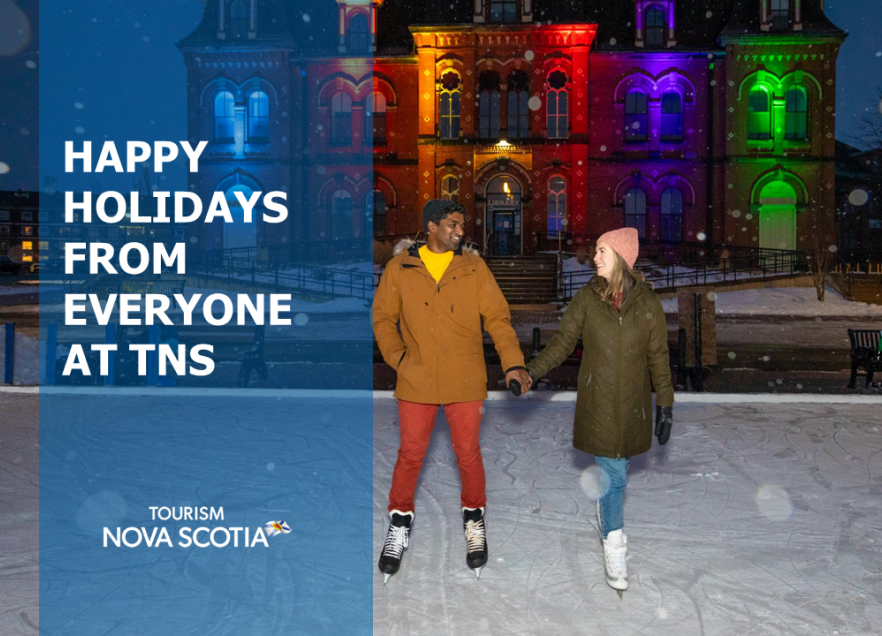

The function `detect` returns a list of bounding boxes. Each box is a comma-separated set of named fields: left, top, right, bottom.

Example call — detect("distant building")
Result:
left=178, top=0, right=845, bottom=257
left=0, top=190, right=38, bottom=269
left=835, top=142, right=882, bottom=255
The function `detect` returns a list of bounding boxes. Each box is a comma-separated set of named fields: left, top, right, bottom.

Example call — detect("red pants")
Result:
left=388, top=400, right=486, bottom=513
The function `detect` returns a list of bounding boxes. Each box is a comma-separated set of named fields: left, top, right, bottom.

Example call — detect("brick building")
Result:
left=177, top=0, right=845, bottom=257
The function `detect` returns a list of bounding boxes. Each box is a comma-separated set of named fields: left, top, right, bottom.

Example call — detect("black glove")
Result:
left=508, top=380, right=522, bottom=396
left=655, top=406, right=673, bottom=446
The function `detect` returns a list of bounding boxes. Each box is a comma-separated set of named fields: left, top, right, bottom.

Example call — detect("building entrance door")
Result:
left=486, top=175, right=521, bottom=256
left=758, top=181, right=797, bottom=251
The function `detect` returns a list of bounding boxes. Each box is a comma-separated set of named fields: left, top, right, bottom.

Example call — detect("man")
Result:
left=373, top=199, right=532, bottom=582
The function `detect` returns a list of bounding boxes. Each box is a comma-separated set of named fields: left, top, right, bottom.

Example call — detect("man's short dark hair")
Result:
left=422, top=199, right=465, bottom=233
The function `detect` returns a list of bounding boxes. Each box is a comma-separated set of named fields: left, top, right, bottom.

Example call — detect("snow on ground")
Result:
left=373, top=397, right=882, bottom=635
left=661, top=286, right=882, bottom=317
left=0, top=332, right=40, bottom=385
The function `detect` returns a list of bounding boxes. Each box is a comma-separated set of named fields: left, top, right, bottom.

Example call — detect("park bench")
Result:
left=847, top=328, right=882, bottom=389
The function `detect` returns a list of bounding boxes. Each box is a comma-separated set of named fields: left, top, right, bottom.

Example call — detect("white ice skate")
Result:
left=602, top=529, right=629, bottom=598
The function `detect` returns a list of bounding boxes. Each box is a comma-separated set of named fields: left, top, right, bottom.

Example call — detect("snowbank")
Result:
left=661, top=286, right=882, bottom=317
left=0, top=332, right=40, bottom=385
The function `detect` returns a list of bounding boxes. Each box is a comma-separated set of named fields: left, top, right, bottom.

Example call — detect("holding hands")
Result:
left=506, top=369, right=533, bottom=396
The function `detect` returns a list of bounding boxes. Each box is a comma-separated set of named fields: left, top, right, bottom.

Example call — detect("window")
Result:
left=547, top=176, right=567, bottom=236
left=366, top=92, right=387, bottom=145
left=22, top=241, right=32, bottom=250
left=748, top=85, right=771, bottom=140
left=785, top=86, right=808, bottom=141
left=490, top=0, right=517, bottom=23
left=331, top=92, right=353, bottom=145
left=645, top=7, right=666, bottom=48
left=229, top=0, right=248, bottom=39
left=507, top=71, right=530, bottom=140
left=39, top=211, right=48, bottom=222
left=0, top=227, right=8, bottom=236
left=21, top=211, right=32, bottom=221
left=661, top=188, right=683, bottom=242
left=479, top=72, right=501, bottom=140
left=39, top=241, right=49, bottom=251
left=441, top=175, right=460, bottom=202
left=624, top=188, right=647, bottom=238
left=247, top=90, right=269, bottom=142
left=0, top=211, right=8, bottom=221
left=88, top=226, right=101, bottom=238
left=330, top=190, right=352, bottom=240
left=367, top=189, right=386, bottom=237
left=770, top=0, right=790, bottom=31
left=348, top=13, right=369, bottom=53
left=439, top=72, right=461, bottom=140
left=625, top=90, right=648, bottom=141
left=661, top=90, right=683, bottom=141
left=214, top=91, right=235, bottom=142
left=546, top=70, right=569, bottom=139
left=21, top=226, right=33, bottom=236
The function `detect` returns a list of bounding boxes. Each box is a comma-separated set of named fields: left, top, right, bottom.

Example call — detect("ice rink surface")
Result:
left=373, top=398, right=882, bottom=636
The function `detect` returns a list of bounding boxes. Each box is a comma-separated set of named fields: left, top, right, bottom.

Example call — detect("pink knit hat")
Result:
left=596, top=227, right=639, bottom=269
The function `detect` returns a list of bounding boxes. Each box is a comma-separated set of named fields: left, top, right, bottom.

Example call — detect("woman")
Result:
left=526, top=227, right=674, bottom=597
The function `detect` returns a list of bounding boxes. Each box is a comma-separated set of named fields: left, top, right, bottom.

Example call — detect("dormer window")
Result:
left=474, top=0, right=531, bottom=24
left=491, top=0, right=518, bottom=22
left=770, top=0, right=790, bottom=31
left=635, top=2, right=675, bottom=48
left=348, top=13, right=369, bottom=53
left=228, top=0, right=248, bottom=39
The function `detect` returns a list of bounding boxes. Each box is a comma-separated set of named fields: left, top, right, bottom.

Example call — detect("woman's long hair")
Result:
left=596, top=249, right=645, bottom=304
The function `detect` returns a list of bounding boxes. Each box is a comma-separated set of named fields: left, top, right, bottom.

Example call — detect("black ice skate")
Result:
left=463, top=507, right=488, bottom=578
left=378, top=510, right=413, bottom=584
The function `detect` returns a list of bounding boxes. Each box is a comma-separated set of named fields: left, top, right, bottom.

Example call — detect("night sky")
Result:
left=0, top=0, right=880, bottom=193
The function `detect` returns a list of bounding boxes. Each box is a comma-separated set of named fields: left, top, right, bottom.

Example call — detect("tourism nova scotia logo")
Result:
left=102, top=506, right=291, bottom=548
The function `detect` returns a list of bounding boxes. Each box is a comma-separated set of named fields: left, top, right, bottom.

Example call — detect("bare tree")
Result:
left=854, top=87, right=882, bottom=151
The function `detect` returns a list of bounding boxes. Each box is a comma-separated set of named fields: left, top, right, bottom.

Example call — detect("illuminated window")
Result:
left=624, top=188, right=647, bottom=238
left=22, top=241, right=32, bottom=250
left=439, top=72, right=461, bottom=140
left=331, top=92, right=353, bottom=145
left=547, top=176, right=567, bottom=236
left=748, top=85, right=771, bottom=140
left=546, top=70, right=569, bottom=139
left=214, top=91, right=235, bottom=142
left=366, top=92, right=387, bottom=145
left=645, top=7, right=665, bottom=48
left=661, top=90, right=683, bottom=141
left=21, top=226, right=32, bottom=236
left=785, top=86, right=808, bottom=140
left=661, top=188, right=683, bottom=242
left=441, top=175, right=460, bottom=202
left=625, top=90, right=648, bottom=141
left=39, top=241, right=49, bottom=250
left=247, top=90, right=269, bottom=141
left=22, top=255, right=32, bottom=262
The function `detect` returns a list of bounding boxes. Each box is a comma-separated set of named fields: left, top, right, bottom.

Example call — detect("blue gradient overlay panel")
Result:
left=39, top=1, right=373, bottom=633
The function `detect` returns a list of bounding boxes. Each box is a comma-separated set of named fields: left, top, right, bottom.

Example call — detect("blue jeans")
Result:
left=595, top=456, right=629, bottom=539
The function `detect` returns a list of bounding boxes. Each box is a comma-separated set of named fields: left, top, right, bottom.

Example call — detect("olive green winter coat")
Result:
left=527, top=277, right=674, bottom=459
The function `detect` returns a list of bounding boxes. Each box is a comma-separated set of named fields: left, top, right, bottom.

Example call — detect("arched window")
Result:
left=546, top=70, right=569, bottom=139
left=625, top=90, right=648, bottom=142
left=441, top=175, right=460, bottom=202
left=507, top=71, right=530, bottom=140
left=661, top=90, right=683, bottom=141
left=661, top=188, right=683, bottom=243
left=229, top=0, right=248, bottom=39
left=771, top=0, right=790, bottom=31
left=331, top=92, right=352, bottom=145
left=214, top=91, right=235, bottom=142
left=479, top=72, right=501, bottom=140
left=348, top=13, right=369, bottom=53
left=624, top=188, right=647, bottom=238
left=490, top=0, right=518, bottom=23
left=439, top=72, right=461, bottom=140
left=547, top=176, right=567, bottom=236
left=785, top=85, right=808, bottom=141
left=330, top=189, right=352, bottom=240
left=367, top=189, right=386, bottom=237
left=645, top=7, right=665, bottom=48
left=247, top=90, right=269, bottom=142
left=366, top=92, right=387, bottom=145
left=748, top=85, right=771, bottom=140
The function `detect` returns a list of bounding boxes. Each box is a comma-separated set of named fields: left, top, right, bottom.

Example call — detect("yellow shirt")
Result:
left=419, top=244, right=454, bottom=283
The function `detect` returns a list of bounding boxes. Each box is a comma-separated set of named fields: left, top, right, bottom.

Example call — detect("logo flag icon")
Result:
left=264, top=520, right=292, bottom=538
